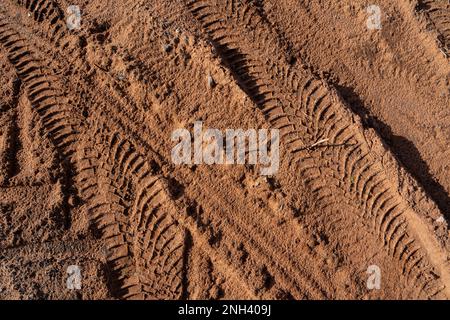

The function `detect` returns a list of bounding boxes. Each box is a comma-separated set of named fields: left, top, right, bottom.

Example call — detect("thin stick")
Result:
left=308, top=138, right=329, bottom=148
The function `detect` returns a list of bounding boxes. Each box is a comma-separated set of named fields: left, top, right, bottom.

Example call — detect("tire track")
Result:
left=77, top=121, right=187, bottom=299
left=185, top=0, right=450, bottom=298
left=0, top=15, right=81, bottom=163
left=1, top=7, right=185, bottom=299
left=82, top=81, right=331, bottom=299
left=0, top=4, right=268, bottom=298
left=95, top=29, right=338, bottom=298
left=72, top=20, right=335, bottom=298
left=2, top=0, right=449, bottom=299
left=86, top=3, right=444, bottom=298
left=416, top=0, right=450, bottom=57
left=77, top=113, right=279, bottom=299
left=15, top=0, right=68, bottom=45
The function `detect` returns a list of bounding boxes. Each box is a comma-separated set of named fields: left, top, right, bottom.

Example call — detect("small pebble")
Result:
left=163, top=44, right=172, bottom=53
left=436, top=216, right=445, bottom=224
left=68, top=196, right=76, bottom=207
left=207, top=74, right=216, bottom=88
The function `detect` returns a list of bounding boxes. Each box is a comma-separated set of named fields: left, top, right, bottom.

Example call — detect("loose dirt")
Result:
left=0, top=0, right=449, bottom=299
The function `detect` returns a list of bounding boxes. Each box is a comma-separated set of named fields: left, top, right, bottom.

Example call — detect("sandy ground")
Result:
left=0, top=0, right=449, bottom=300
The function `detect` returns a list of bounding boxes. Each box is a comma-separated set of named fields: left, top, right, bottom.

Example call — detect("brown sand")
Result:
left=0, top=0, right=449, bottom=300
